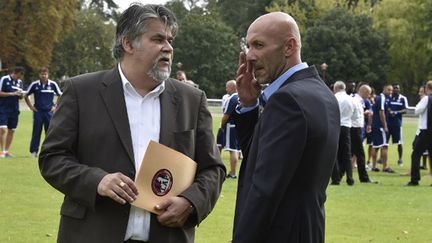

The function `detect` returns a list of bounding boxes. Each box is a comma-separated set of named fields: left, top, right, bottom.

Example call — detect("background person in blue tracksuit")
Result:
left=24, top=67, right=62, bottom=157
left=387, top=84, right=408, bottom=166
left=0, top=66, right=25, bottom=158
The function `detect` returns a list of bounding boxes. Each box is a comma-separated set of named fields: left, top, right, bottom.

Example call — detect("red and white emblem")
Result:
left=151, top=169, right=173, bottom=196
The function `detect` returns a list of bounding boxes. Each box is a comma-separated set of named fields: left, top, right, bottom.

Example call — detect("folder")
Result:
left=131, top=140, right=197, bottom=214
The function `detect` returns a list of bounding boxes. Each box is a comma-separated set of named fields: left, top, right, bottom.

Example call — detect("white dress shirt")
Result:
left=335, top=91, right=355, bottom=127
left=415, top=95, right=429, bottom=130
left=119, top=64, right=165, bottom=241
left=221, top=93, right=230, bottom=111
left=351, top=93, right=365, bottom=128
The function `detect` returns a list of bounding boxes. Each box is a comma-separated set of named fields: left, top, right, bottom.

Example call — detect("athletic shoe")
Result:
left=383, top=167, right=395, bottom=173
left=366, top=162, right=372, bottom=171
left=226, top=174, right=237, bottom=179
left=398, top=159, right=404, bottom=167
left=4, top=152, right=16, bottom=158
left=360, top=179, right=379, bottom=184
left=30, top=152, right=38, bottom=158
left=372, top=168, right=380, bottom=172
left=406, top=181, right=419, bottom=186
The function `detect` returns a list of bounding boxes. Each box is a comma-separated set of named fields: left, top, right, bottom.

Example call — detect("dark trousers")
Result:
left=351, top=127, right=370, bottom=182
left=332, top=126, right=354, bottom=184
left=30, top=111, right=52, bottom=153
left=410, top=129, right=432, bottom=182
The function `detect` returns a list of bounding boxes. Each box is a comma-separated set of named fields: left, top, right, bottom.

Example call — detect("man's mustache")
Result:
left=156, top=54, right=172, bottom=63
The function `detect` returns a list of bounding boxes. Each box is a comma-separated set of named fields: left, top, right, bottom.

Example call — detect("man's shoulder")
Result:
left=70, top=69, right=112, bottom=83
left=0, top=75, right=11, bottom=84
left=229, top=93, right=239, bottom=100
left=375, top=94, right=383, bottom=102
left=352, top=95, right=363, bottom=104
left=27, top=80, right=39, bottom=89
left=0, top=75, right=10, bottom=81
left=67, top=69, right=117, bottom=92
left=166, top=78, right=203, bottom=97
left=48, top=79, right=60, bottom=85
left=276, top=74, right=336, bottom=107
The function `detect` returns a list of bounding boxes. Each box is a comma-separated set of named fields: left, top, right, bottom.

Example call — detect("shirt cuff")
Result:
left=235, top=100, right=259, bottom=114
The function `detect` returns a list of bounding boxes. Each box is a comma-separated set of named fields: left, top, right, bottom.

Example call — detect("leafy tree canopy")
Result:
left=373, top=0, right=432, bottom=97
left=173, top=12, right=239, bottom=97
left=303, top=8, right=389, bottom=89
left=0, top=0, right=77, bottom=81
left=50, top=8, right=115, bottom=82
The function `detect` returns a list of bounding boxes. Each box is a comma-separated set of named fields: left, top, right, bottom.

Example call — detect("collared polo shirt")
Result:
left=224, top=93, right=239, bottom=124
left=388, top=94, right=408, bottom=127
left=363, top=99, right=372, bottom=127
left=0, top=75, right=24, bottom=113
left=372, top=93, right=390, bottom=128
left=26, top=80, right=62, bottom=111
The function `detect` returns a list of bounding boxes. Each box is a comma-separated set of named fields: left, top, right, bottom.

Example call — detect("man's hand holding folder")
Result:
left=131, top=140, right=197, bottom=227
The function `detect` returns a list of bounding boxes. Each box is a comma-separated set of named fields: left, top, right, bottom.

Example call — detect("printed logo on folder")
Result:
left=151, top=169, right=173, bottom=196
left=131, top=140, right=197, bottom=214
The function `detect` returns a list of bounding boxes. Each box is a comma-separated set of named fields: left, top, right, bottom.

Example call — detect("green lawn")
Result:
left=1, top=111, right=431, bottom=242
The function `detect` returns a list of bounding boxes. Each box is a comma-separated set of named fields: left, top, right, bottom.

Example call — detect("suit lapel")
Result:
left=159, top=79, right=178, bottom=147
left=99, top=67, right=135, bottom=165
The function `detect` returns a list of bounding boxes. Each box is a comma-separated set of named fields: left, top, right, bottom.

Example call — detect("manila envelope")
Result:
left=131, top=140, right=197, bottom=214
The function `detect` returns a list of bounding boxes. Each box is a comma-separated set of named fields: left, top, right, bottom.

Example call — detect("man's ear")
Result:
left=284, top=37, right=297, bottom=58
left=122, top=37, right=134, bottom=54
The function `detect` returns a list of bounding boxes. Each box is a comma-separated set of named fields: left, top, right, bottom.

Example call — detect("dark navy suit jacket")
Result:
left=232, top=66, right=340, bottom=243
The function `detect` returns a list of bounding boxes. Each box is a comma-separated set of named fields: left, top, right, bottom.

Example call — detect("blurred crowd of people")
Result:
left=329, top=80, right=432, bottom=186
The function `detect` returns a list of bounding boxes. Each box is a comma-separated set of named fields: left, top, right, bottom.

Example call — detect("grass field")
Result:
left=1, top=110, right=432, bottom=242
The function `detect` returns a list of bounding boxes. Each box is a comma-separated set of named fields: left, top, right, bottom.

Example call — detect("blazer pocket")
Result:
left=60, top=198, right=87, bottom=219
left=173, top=129, right=195, bottom=158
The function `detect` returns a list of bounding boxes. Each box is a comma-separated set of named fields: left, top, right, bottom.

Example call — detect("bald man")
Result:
left=231, top=12, right=340, bottom=242
left=221, top=80, right=240, bottom=178
left=351, top=84, right=376, bottom=183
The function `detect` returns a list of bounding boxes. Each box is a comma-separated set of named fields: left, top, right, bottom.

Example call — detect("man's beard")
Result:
left=147, top=56, right=171, bottom=83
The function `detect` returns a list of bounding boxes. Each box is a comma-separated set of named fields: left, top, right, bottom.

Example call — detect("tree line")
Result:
left=0, top=0, right=431, bottom=100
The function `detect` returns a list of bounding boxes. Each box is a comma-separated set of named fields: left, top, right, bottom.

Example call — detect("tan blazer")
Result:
left=39, top=66, right=225, bottom=243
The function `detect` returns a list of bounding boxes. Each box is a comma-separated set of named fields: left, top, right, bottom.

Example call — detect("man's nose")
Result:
left=246, top=49, right=256, bottom=62
left=162, top=40, right=173, bottom=53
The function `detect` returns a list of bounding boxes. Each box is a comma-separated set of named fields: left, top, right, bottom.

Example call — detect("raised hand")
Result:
left=236, top=52, right=261, bottom=107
